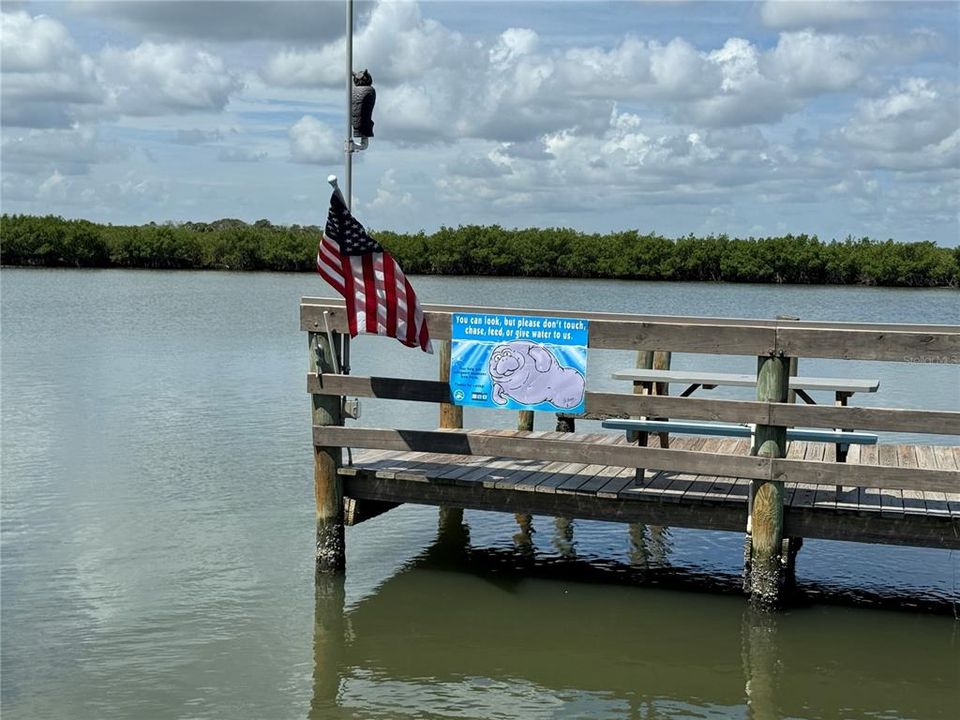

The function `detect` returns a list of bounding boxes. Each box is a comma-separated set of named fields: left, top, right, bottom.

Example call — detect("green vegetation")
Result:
left=2, top=214, right=957, bottom=287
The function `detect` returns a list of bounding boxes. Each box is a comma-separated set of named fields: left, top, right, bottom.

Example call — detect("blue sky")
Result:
left=2, top=1, right=958, bottom=245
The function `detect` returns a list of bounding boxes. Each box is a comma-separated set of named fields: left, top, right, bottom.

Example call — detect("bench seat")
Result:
left=601, top=419, right=878, bottom=445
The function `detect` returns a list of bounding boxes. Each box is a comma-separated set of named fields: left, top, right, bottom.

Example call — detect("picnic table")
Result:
left=611, top=369, right=879, bottom=406
left=611, top=368, right=881, bottom=464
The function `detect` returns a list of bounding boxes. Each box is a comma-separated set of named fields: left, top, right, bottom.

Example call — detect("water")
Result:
left=2, top=268, right=958, bottom=719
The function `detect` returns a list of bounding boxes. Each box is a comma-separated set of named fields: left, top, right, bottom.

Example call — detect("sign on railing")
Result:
left=449, top=312, right=589, bottom=413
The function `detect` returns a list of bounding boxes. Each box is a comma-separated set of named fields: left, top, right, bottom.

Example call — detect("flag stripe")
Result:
left=361, top=253, right=378, bottom=334
left=382, top=256, right=398, bottom=338
left=341, top=254, right=359, bottom=337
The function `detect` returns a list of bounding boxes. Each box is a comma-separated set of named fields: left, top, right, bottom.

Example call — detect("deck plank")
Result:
left=856, top=444, right=883, bottom=514
left=898, top=445, right=927, bottom=514
left=932, top=446, right=960, bottom=518
left=791, top=442, right=824, bottom=510
left=878, top=444, right=905, bottom=517
left=915, top=445, right=951, bottom=517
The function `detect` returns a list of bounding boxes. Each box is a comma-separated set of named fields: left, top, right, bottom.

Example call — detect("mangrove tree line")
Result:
left=1, top=213, right=957, bottom=287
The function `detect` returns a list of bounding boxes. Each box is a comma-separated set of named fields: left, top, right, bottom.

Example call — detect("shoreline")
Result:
left=2, top=214, right=958, bottom=288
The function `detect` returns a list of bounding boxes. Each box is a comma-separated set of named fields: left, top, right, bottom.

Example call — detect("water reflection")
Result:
left=628, top=524, right=673, bottom=569
left=312, top=513, right=959, bottom=719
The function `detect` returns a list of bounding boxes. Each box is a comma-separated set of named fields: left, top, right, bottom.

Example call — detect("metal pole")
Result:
left=344, top=0, right=353, bottom=210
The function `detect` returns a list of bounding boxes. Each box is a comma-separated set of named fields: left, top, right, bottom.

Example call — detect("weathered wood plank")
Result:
left=343, top=496, right=400, bottom=526
left=314, top=425, right=773, bottom=480
left=307, top=374, right=960, bottom=436
left=783, top=511, right=960, bottom=549
left=303, top=299, right=959, bottom=362
left=339, top=470, right=959, bottom=549
left=913, top=446, right=949, bottom=516
left=897, top=445, right=928, bottom=514
left=772, top=454, right=958, bottom=494
left=932, top=446, right=960, bottom=518
left=790, top=442, right=823, bottom=510
left=327, top=426, right=960, bottom=493
left=877, top=445, right=904, bottom=517
left=777, top=326, right=960, bottom=363
left=596, top=467, right=643, bottom=498
left=303, top=298, right=960, bottom=334
left=853, top=444, right=882, bottom=514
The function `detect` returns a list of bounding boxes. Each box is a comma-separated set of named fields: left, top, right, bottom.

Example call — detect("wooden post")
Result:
left=310, top=331, right=345, bottom=574
left=776, top=316, right=800, bottom=406
left=652, top=350, right=672, bottom=448
left=518, top=410, right=534, bottom=432
left=438, top=339, right=463, bottom=430
left=437, top=339, right=464, bottom=527
left=747, top=353, right=789, bottom=606
left=632, top=350, right=654, bottom=481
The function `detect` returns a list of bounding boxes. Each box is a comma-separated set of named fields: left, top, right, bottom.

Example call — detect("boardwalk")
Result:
left=340, top=435, right=959, bottom=549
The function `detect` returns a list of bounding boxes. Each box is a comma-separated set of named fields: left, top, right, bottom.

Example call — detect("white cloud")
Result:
left=764, top=30, right=878, bottom=94
left=288, top=116, right=339, bottom=164
left=367, top=168, right=416, bottom=211
left=1, top=10, right=103, bottom=127
left=262, top=0, right=472, bottom=88
left=760, top=1, right=880, bottom=30
left=839, top=78, right=960, bottom=170
left=260, top=2, right=935, bottom=143
left=2, top=125, right=127, bottom=176
left=99, top=42, right=242, bottom=115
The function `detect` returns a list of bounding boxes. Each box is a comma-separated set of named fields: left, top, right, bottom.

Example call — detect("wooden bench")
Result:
left=601, top=418, right=878, bottom=446
left=601, top=417, right=880, bottom=504
left=612, top=368, right=881, bottom=462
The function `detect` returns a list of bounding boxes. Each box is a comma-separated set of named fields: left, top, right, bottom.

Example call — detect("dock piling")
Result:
left=310, top=331, right=345, bottom=574
left=747, top=353, right=790, bottom=606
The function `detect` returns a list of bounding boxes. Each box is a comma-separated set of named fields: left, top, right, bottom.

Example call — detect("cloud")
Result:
left=71, top=1, right=345, bottom=43
left=759, top=1, right=880, bottom=30
left=367, top=168, right=416, bottom=211
left=2, top=11, right=245, bottom=126
left=1, top=10, right=103, bottom=127
left=288, top=116, right=339, bottom=164
left=438, top=111, right=803, bottom=213
left=1, top=125, right=127, bottom=176
left=263, top=1, right=475, bottom=88
left=838, top=78, right=960, bottom=171
left=262, top=2, right=925, bottom=143
left=99, top=42, right=243, bottom=115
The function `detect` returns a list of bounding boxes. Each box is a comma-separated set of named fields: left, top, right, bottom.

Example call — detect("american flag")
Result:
left=316, top=190, right=432, bottom=353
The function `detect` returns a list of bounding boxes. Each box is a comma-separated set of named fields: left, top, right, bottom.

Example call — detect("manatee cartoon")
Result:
left=488, top=341, right=585, bottom=409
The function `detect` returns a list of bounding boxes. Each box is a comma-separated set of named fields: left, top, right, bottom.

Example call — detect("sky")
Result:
left=1, top=0, right=958, bottom=245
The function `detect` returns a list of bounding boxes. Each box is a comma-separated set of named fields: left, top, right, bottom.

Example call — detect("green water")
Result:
left=2, top=268, right=958, bottom=719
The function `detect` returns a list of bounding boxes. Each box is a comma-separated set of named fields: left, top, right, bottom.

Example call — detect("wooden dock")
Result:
left=302, top=298, right=960, bottom=606
left=339, top=436, right=958, bottom=550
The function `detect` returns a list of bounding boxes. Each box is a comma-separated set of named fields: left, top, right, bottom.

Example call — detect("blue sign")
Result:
left=450, top=313, right=589, bottom=413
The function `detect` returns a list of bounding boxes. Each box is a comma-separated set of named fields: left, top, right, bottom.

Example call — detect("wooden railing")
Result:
left=302, top=297, right=960, bottom=602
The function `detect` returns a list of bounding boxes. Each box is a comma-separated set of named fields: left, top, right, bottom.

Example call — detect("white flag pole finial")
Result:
left=327, top=174, right=346, bottom=205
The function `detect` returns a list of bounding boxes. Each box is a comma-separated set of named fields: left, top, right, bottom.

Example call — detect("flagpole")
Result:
left=344, top=0, right=354, bottom=211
